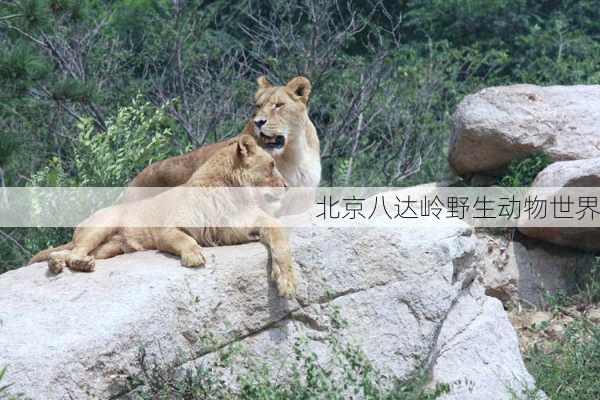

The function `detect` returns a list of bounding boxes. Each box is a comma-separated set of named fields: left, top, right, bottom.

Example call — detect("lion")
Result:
left=124, top=76, right=321, bottom=204
left=29, top=135, right=296, bottom=298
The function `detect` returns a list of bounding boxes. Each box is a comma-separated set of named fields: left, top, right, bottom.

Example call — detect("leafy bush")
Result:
left=0, top=97, right=185, bottom=273
left=496, top=153, right=552, bottom=187
left=29, top=95, right=183, bottom=187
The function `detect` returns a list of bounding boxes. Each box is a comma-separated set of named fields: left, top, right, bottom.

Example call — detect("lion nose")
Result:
left=254, top=117, right=267, bottom=128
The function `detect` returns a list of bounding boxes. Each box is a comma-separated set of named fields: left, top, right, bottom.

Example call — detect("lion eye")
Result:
left=275, top=102, right=284, bottom=108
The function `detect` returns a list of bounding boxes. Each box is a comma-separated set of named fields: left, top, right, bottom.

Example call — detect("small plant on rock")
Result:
left=496, top=153, right=552, bottom=187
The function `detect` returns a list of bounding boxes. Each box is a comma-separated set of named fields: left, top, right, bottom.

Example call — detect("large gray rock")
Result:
left=476, top=233, right=593, bottom=307
left=518, top=158, right=600, bottom=250
left=526, top=157, right=600, bottom=188
left=0, top=226, right=539, bottom=399
left=449, top=84, right=600, bottom=176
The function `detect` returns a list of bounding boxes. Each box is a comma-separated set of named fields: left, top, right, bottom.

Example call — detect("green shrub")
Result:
left=496, top=153, right=552, bottom=187
left=29, top=95, right=183, bottom=187
left=0, top=97, right=185, bottom=273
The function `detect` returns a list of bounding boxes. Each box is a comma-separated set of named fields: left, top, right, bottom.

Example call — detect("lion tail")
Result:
left=28, top=242, right=74, bottom=265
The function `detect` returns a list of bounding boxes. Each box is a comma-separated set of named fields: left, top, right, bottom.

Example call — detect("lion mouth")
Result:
left=260, top=133, right=286, bottom=149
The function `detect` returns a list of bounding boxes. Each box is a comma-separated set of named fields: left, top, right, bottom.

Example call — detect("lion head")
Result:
left=234, top=135, right=288, bottom=209
left=251, top=76, right=312, bottom=157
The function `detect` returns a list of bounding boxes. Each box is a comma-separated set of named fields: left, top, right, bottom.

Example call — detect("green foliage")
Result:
left=0, top=44, right=50, bottom=98
left=49, top=79, right=97, bottom=103
left=1, top=0, right=599, bottom=188
left=526, top=320, right=600, bottom=400
left=73, top=96, right=180, bottom=186
left=0, top=134, right=18, bottom=167
left=496, top=153, right=552, bottom=187
left=29, top=95, right=182, bottom=187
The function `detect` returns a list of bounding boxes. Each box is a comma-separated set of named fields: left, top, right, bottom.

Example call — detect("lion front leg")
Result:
left=157, top=228, right=206, bottom=268
left=253, top=212, right=296, bottom=298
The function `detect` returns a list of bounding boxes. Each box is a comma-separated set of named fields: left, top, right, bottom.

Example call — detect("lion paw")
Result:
left=68, top=255, right=95, bottom=272
left=181, top=251, right=206, bottom=268
left=276, top=274, right=296, bottom=299
left=48, top=251, right=68, bottom=274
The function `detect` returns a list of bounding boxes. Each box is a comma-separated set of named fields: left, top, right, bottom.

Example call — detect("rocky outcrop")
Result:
left=526, top=157, right=600, bottom=188
left=449, top=84, right=600, bottom=176
left=518, top=158, right=600, bottom=250
left=476, top=233, right=593, bottom=307
left=0, top=225, right=539, bottom=399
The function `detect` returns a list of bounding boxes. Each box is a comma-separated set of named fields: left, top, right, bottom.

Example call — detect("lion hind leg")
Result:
left=46, top=227, right=117, bottom=274
left=91, top=239, right=124, bottom=260
left=47, top=250, right=95, bottom=273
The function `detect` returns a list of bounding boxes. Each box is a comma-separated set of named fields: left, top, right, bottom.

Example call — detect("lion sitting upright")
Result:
left=30, top=135, right=296, bottom=298
left=124, top=76, right=321, bottom=209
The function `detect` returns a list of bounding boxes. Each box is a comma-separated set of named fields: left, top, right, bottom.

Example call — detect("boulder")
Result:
left=518, top=158, right=600, bottom=250
left=475, top=233, right=593, bottom=307
left=0, top=225, right=540, bottom=399
left=449, top=84, right=600, bottom=176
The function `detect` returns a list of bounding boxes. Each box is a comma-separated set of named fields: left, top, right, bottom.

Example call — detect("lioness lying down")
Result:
left=30, top=135, right=296, bottom=298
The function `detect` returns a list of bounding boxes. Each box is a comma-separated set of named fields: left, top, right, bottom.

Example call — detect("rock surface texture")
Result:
left=0, top=226, right=539, bottom=399
left=518, top=158, right=600, bottom=250
left=449, top=84, right=600, bottom=176
left=476, top=233, right=593, bottom=307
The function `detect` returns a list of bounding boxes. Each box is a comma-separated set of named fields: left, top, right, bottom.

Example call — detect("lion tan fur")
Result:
left=30, top=135, right=296, bottom=298
left=124, top=76, right=320, bottom=203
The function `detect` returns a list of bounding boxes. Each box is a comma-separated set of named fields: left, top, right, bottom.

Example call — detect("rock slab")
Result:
left=0, top=225, right=539, bottom=399
left=449, top=84, right=600, bottom=176
left=477, top=233, right=593, bottom=306
left=518, top=158, right=600, bottom=250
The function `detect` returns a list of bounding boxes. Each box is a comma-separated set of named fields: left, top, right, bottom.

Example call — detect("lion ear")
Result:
left=286, top=76, right=311, bottom=103
left=257, top=76, right=273, bottom=89
left=237, top=135, right=257, bottom=159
